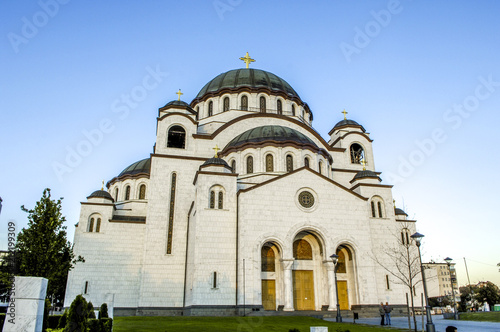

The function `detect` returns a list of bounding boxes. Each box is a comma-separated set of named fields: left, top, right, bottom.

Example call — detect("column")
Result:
left=324, top=260, right=337, bottom=311
left=281, top=258, right=294, bottom=311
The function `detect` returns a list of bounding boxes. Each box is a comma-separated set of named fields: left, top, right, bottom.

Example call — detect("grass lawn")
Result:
left=114, top=316, right=404, bottom=332
left=458, top=311, right=500, bottom=322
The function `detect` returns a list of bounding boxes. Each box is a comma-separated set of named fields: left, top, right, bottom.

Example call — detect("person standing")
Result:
left=384, top=302, right=393, bottom=325
left=379, top=302, right=385, bottom=325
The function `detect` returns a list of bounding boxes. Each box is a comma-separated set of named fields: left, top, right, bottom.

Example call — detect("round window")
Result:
left=298, top=191, right=315, bottom=208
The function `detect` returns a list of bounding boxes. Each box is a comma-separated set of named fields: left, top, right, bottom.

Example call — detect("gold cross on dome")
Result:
left=239, top=52, right=255, bottom=68
left=342, top=109, right=348, bottom=120
left=213, top=145, right=220, bottom=158
left=361, top=159, right=367, bottom=170
left=176, top=89, right=183, bottom=101
left=101, top=180, right=104, bottom=190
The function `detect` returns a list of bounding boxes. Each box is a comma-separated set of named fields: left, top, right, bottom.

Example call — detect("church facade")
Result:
left=64, top=58, right=418, bottom=316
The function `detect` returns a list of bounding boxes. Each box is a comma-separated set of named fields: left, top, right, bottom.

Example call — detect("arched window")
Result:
left=293, top=239, right=312, bottom=260
left=261, top=245, right=276, bottom=272
left=139, top=184, right=146, bottom=199
left=401, top=228, right=410, bottom=246
left=318, top=161, right=323, bottom=175
left=350, top=143, right=364, bottom=164
left=208, top=101, right=213, bottom=116
left=223, top=97, right=229, bottom=112
left=277, top=100, right=282, bottom=115
left=292, top=105, right=296, bottom=116
left=304, top=157, right=310, bottom=168
left=218, top=191, right=223, bottom=209
left=125, top=186, right=131, bottom=200
left=241, top=95, right=248, bottom=111
left=336, top=249, right=346, bottom=273
left=114, top=188, right=119, bottom=202
left=247, top=156, right=253, bottom=174
left=95, top=218, right=101, bottom=233
left=286, top=155, right=293, bottom=173
left=167, top=125, right=186, bottom=149
left=266, top=154, right=274, bottom=172
left=196, top=106, right=199, bottom=121
left=210, top=191, right=215, bottom=209
left=378, top=202, right=383, bottom=218
left=371, top=201, right=376, bottom=217
left=260, top=96, right=266, bottom=113
left=88, top=218, right=94, bottom=232
left=231, top=160, right=236, bottom=173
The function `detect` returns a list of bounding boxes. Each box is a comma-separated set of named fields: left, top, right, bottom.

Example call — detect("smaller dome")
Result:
left=202, top=157, right=229, bottom=167
left=395, top=208, right=408, bottom=216
left=226, top=125, right=317, bottom=149
left=87, top=190, right=113, bottom=201
left=119, top=158, right=151, bottom=177
left=334, top=119, right=365, bottom=132
left=164, top=100, right=190, bottom=108
left=353, top=170, right=380, bottom=181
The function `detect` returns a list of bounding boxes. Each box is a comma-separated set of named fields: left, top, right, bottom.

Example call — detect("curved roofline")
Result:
left=192, top=113, right=344, bottom=154
left=157, top=112, right=198, bottom=125
left=106, top=173, right=150, bottom=188
left=330, top=131, right=373, bottom=147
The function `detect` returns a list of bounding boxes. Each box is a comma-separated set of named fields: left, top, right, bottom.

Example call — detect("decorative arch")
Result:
left=124, top=185, right=131, bottom=201
left=304, top=156, right=310, bottom=168
left=223, top=96, right=230, bottom=112
left=259, top=96, right=266, bottom=113
left=370, top=196, right=385, bottom=218
left=138, top=183, right=146, bottom=199
left=246, top=155, right=254, bottom=174
left=208, top=100, right=213, bottom=116
left=230, top=159, right=236, bottom=173
left=209, top=184, right=225, bottom=209
left=265, top=153, right=274, bottom=172
left=167, top=125, right=186, bottom=149
left=277, top=99, right=283, bottom=115
left=286, top=154, right=294, bottom=173
left=88, top=214, right=102, bottom=233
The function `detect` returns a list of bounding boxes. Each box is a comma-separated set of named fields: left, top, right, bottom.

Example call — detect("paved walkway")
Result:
left=325, top=315, right=500, bottom=332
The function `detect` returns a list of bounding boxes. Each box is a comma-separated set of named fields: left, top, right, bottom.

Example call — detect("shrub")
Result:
left=43, top=298, right=51, bottom=331
left=98, top=303, right=108, bottom=319
left=88, top=318, right=100, bottom=332
left=87, top=301, right=96, bottom=319
left=48, top=315, right=61, bottom=328
left=99, top=317, right=113, bottom=332
left=58, top=310, right=68, bottom=328
left=64, top=294, right=88, bottom=332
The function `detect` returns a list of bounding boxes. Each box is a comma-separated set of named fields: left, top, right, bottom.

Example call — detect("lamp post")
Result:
left=330, top=254, right=342, bottom=322
left=410, top=232, right=435, bottom=332
left=444, top=257, right=459, bottom=320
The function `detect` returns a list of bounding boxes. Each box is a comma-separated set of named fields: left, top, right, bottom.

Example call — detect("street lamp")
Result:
left=444, top=257, right=459, bottom=320
left=410, top=232, right=435, bottom=332
left=330, top=253, right=342, bottom=322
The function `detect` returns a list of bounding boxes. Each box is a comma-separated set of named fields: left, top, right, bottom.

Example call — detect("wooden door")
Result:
left=261, top=280, right=276, bottom=310
left=337, top=280, right=349, bottom=310
left=293, top=270, right=315, bottom=310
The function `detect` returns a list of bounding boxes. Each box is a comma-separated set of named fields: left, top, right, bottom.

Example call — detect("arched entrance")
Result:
left=292, top=231, right=324, bottom=311
left=335, top=245, right=357, bottom=310
left=260, top=242, right=282, bottom=310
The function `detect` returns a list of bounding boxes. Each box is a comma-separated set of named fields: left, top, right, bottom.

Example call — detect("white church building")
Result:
left=65, top=55, right=419, bottom=316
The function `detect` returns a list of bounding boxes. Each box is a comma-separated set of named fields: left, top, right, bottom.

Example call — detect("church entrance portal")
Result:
left=337, top=280, right=349, bottom=310
left=292, top=270, right=315, bottom=310
left=261, top=280, right=276, bottom=310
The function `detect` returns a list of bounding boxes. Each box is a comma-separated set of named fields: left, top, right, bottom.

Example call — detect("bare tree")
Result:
left=373, top=222, right=422, bottom=332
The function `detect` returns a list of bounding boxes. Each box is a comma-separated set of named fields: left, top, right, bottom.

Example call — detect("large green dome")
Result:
left=194, top=69, right=300, bottom=101
left=118, top=158, right=151, bottom=177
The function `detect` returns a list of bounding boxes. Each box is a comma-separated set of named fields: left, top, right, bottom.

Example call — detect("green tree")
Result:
left=6, top=188, right=84, bottom=303
left=459, top=285, right=478, bottom=311
left=98, top=302, right=108, bottom=319
left=475, top=281, right=500, bottom=309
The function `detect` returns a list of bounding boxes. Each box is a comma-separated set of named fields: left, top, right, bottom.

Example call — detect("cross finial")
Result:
left=176, top=89, right=183, bottom=101
left=342, top=109, right=348, bottom=120
left=213, top=145, right=220, bottom=158
left=101, top=180, right=104, bottom=190
left=361, top=159, right=366, bottom=170
left=393, top=199, right=396, bottom=207
left=239, top=52, right=255, bottom=68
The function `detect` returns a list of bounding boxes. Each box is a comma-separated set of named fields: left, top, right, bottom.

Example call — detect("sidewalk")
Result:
left=325, top=315, right=500, bottom=332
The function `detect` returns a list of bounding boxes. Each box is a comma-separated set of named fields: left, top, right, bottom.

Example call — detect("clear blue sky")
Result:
left=1, top=1, right=499, bottom=287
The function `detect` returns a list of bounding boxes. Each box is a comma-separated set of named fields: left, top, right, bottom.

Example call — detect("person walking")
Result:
left=379, top=302, right=385, bottom=325
left=384, top=302, right=393, bottom=325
